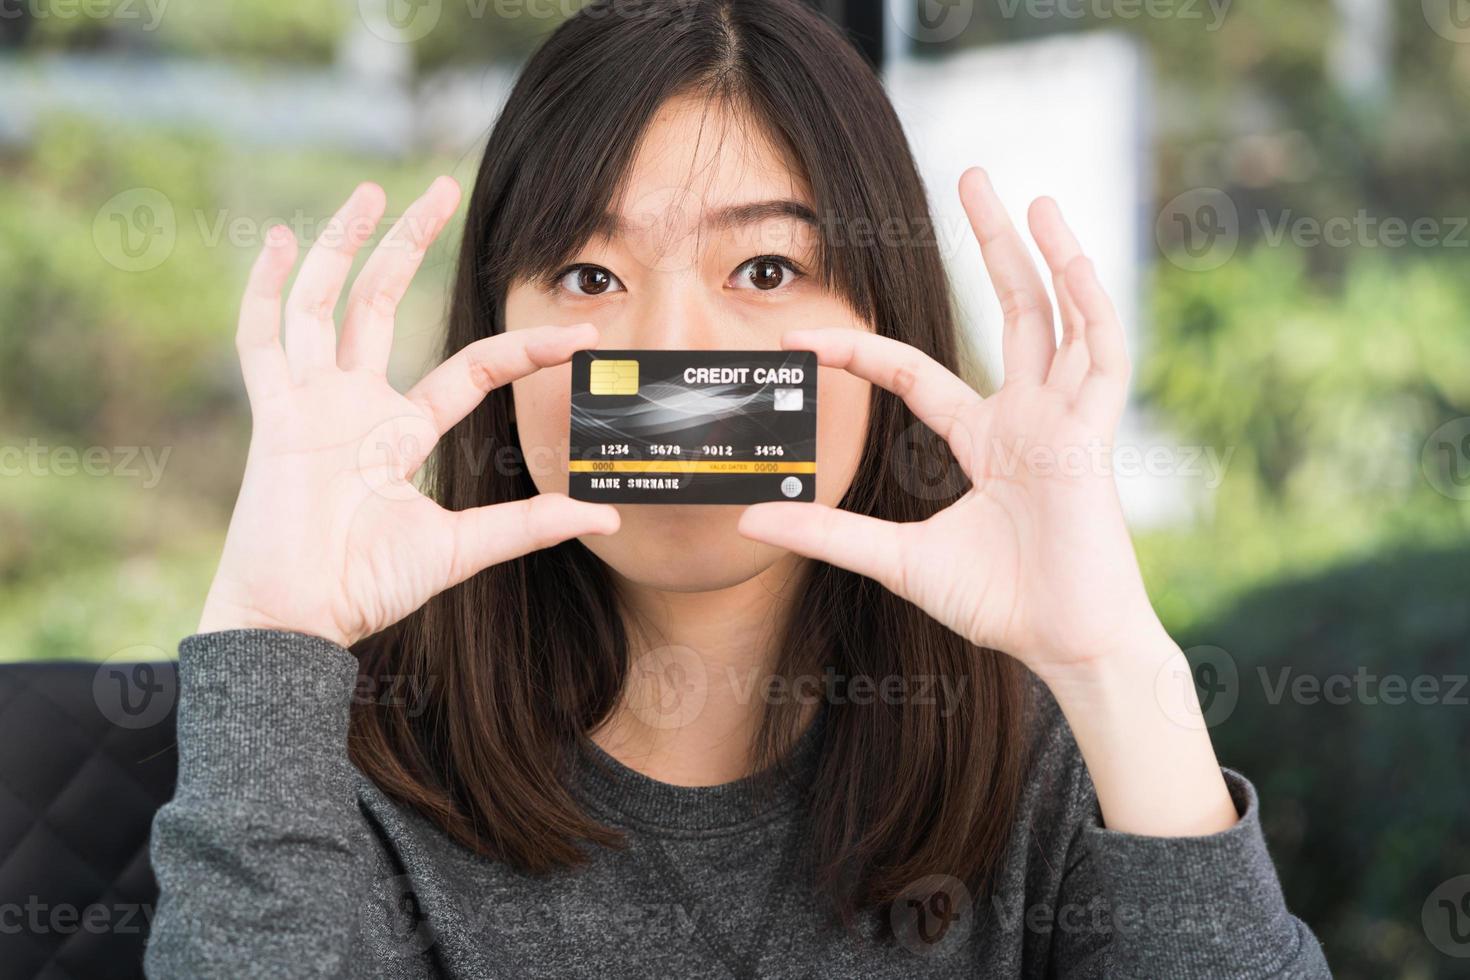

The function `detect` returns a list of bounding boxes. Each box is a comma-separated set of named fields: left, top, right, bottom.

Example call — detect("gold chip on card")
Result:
left=589, top=359, right=639, bottom=395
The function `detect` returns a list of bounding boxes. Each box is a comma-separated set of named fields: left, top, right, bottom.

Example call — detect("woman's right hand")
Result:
left=197, top=178, right=619, bottom=648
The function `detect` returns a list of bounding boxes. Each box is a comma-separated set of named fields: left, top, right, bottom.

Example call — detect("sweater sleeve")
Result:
left=1050, top=763, right=1333, bottom=979
left=144, top=629, right=397, bottom=979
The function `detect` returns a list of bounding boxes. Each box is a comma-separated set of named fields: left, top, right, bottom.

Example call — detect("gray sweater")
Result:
left=145, top=630, right=1333, bottom=978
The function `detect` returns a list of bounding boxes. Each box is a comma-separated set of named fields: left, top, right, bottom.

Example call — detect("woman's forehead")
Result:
left=613, top=93, right=813, bottom=230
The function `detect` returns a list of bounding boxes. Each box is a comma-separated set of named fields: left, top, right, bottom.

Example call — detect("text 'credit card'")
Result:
left=568, top=349, right=817, bottom=504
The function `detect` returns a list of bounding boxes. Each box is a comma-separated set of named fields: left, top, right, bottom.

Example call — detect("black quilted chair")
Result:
left=0, top=661, right=179, bottom=980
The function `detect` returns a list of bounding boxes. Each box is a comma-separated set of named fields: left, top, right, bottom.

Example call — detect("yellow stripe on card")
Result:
left=589, top=359, right=639, bottom=395
left=569, top=460, right=815, bottom=474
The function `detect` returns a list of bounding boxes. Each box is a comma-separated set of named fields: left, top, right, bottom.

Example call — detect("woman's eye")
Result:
left=730, top=256, right=804, bottom=291
left=554, top=264, right=624, bottom=296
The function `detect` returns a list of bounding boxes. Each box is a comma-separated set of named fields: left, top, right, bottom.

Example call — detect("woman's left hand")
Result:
left=738, top=167, right=1162, bottom=686
left=739, top=167, right=1240, bottom=836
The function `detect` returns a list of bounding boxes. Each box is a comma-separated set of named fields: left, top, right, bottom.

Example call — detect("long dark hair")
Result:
left=351, top=0, right=1030, bottom=930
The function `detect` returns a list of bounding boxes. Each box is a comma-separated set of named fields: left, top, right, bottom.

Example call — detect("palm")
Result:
left=905, top=382, right=1148, bottom=668
left=739, top=168, right=1157, bottom=674
left=199, top=179, right=617, bottom=647
left=214, top=375, right=454, bottom=645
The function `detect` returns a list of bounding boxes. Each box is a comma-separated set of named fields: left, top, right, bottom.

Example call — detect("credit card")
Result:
left=568, top=349, right=817, bottom=504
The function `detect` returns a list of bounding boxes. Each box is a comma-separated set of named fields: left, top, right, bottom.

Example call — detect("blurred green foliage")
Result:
left=1135, top=247, right=1470, bottom=635
left=1132, top=252, right=1470, bottom=980
left=7, top=0, right=344, bottom=63
left=0, top=117, right=460, bottom=660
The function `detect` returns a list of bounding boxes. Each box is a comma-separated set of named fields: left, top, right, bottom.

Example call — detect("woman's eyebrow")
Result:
left=596, top=199, right=818, bottom=236
left=707, top=199, right=818, bottom=230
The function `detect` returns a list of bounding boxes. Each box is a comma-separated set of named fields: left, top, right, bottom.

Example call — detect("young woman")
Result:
left=146, top=1, right=1332, bottom=976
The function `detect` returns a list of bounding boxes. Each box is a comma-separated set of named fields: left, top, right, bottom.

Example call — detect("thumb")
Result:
left=445, top=493, right=619, bottom=586
left=738, top=502, right=906, bottom=595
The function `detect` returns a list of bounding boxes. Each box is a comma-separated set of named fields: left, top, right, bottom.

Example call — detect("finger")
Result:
left=235, top=224, right=298, bottom=401
left=446, top=493, right=619, bottom=585
left=339, top=176, right=462, bottom=374
left=958, top=167, right=1055, bottom=386
left=1026, top=197, right=1091, bottom=393
left=780, top=326, right=984, bottom=476
left=406, top=322, right=599, bottom=439
left=1026, top=197, right=1085, bottom=334
left=738, top=502, right=908, bottom=597
left=283, top=182, right=387, bottom=380
left=1065, top=256, right=1131, bottom=425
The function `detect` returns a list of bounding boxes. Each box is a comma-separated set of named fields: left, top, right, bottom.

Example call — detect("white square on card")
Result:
left=773, top=388, right=803, bottom=411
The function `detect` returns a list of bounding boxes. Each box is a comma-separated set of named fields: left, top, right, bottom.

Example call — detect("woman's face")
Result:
left=504, top=93, right=873, bottom=592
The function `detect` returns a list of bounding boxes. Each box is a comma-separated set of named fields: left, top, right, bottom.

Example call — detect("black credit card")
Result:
left=568, top=349, right=817, bottom=504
